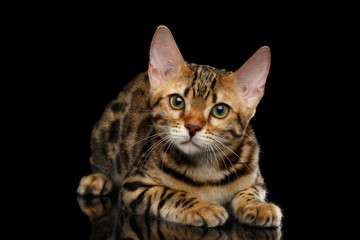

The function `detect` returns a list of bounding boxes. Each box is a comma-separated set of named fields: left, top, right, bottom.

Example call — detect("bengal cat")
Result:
left=77, top=25, right=282, bottom=228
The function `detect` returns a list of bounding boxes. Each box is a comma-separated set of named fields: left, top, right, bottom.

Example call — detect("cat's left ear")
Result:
left=148, top=25, right=188, bottom=89
left=227, top=46, right=271, bottom=111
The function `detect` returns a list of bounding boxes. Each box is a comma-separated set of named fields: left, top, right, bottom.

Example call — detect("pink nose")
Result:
left=185, top=123, right=202, bottom=138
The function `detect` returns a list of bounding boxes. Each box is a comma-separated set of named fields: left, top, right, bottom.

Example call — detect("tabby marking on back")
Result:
left=77, top=25, right=282, bottom=228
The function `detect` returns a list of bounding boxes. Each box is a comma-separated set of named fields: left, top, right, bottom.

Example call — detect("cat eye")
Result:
left=169, top=95, right=185, bottom=110
left=211, top=104, right=230, bottom=119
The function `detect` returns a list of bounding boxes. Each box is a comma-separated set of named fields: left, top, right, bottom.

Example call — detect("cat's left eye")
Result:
left=211, top=104, right=230, bottom=119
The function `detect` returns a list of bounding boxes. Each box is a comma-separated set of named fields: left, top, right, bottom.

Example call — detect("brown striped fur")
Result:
left=77, top=26, right=282, bottom=228
left=77, top=195, right=282, bottom=239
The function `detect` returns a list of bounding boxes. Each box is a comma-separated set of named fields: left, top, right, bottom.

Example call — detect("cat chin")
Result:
left=176, top=141, right=204, bottom=156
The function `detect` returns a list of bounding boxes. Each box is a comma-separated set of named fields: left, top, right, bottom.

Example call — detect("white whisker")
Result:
left=119, top=131, right=167, bottom=156
left=213, top=137, right=253, bottom=173
left=243, top=132, right=263, bottom=155
left=161, top=137, right=175, bottom=171
left=137, top=134, right=172, bottom=170
left=206, top=144, right=222, bottom=187
left=211, top=142, right=233, bottom=184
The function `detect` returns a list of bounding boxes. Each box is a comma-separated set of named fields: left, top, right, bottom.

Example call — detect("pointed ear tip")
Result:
left=152, top=25, right=174, bottom=43
left=259, top=46, right=271, bottom=54
left=157, top=24, right=169, bottom=29
left=155, top=25, right=171, bottom=34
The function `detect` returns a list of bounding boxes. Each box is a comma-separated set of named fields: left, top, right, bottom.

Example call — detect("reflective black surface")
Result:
left=77, top=195, right=282, bottom=240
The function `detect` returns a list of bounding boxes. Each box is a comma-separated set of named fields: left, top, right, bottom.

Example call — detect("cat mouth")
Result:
left=180, top=140, right=202, bottom=150
left=181, top=140, right=199, bottom=147
left=176, top=138, right=204, bottom=155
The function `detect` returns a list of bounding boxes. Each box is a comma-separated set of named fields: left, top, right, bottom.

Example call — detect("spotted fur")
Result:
left=77, top=25, right=282, bottom=228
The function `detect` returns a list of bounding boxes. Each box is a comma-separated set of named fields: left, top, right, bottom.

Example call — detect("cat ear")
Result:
left=230, top=46, right=271, bottom=110
left=148, top=25, right=187, bottom=89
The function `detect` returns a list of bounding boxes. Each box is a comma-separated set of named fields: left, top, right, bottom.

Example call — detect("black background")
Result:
left=14, top=4, right=353, bottom=239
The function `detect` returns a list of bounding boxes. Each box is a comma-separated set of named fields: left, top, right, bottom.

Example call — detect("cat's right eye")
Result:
left=169, top=95, right=185, bottom=110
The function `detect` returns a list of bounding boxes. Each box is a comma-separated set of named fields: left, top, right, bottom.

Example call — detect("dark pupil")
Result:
left=175, top=97, right=182, bottom=106
left=216, top=105, right=224, bottom=114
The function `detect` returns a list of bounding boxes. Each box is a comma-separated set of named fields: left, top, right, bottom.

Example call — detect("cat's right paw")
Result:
left=77, top=196, right=112, bottom=220
left=77, top=173, right=113, bottom=196
left=180, top=201, right=229, bottom=227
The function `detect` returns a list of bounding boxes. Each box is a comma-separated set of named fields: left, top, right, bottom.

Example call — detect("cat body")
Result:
left=78, top=26, right=282, bottom=228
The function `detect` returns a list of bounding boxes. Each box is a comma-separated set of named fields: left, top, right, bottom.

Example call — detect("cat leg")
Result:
left=120, top=182, right=228, bottom=227
left=77, top=173, right=113, bottom=196
left=231, top=185, right=282, bottom=227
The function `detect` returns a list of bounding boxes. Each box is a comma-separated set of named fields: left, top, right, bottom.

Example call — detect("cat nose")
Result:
left=185, top=123, right=202, bottom=138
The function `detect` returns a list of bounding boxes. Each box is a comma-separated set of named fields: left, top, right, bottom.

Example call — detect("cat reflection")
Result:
left=78, top=196, right=281, bottom=240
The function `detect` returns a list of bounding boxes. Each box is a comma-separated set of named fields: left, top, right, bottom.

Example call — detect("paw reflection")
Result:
left=77, top=196, right=281, bottom=240
left=77, top=196, right=113, bottom=220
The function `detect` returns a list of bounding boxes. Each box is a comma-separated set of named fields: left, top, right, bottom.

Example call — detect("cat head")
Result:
left=148, top=25, right=270, bottom=157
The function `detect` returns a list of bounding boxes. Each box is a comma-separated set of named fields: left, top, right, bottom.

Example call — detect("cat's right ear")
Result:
left=148, top=25, right=187, bottom=89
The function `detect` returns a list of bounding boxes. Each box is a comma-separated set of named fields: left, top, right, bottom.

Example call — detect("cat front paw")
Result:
left=77, top=196, right=112, bottom=220
left=236, top=202, right=282, bottom=227
left=77, top=173, right=113, bottom=196
left=180, top=201, right=229, bottom=227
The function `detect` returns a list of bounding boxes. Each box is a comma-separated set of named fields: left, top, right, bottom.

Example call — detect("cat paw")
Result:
left=236, top=202, right=282, bottom=227
left=77, top=173, right=113, bottom=196
left=181, top=201, right=229, bottom=227
left=77, top=196, right=112, bottom=220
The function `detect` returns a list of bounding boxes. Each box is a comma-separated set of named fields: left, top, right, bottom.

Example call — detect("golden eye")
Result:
left=211, top=104, right=230, bottom=119
left=169, top=95, right=185, bottom=110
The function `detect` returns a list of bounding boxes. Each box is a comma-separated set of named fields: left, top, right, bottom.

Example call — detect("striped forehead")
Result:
left=188, top=64, right=231, bottom=99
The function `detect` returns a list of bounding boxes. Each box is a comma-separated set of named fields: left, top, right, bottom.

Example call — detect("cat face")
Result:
left=148, top=26, right=270, bottom=158
left=150, top=65, right=247, bottom=156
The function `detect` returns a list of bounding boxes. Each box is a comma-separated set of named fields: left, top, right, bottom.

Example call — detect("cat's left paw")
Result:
left=236, top=202, right=282, bottom=227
